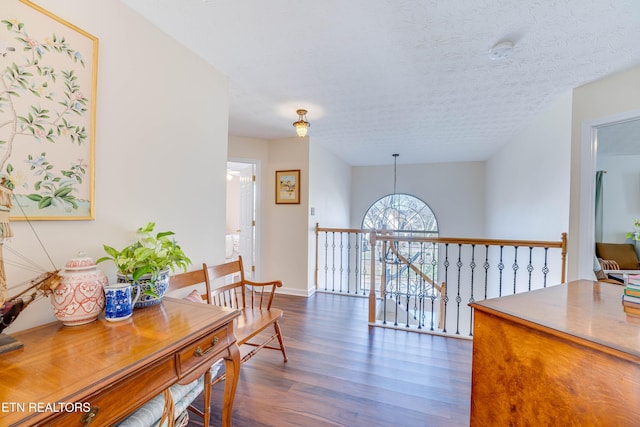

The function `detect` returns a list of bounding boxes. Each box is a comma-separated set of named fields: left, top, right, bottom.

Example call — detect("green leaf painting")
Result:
left=1, top=1, right=96, bottom=219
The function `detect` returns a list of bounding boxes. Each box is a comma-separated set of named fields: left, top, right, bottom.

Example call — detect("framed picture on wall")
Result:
left=275, top=170, right=300, bottom=204
left=1, top=0, right=98, bottom=220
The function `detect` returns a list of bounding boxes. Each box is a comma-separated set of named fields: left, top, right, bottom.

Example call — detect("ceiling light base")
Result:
left=488, top=41, right=514, bottom=60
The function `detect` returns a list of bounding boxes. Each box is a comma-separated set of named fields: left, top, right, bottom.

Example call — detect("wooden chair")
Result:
left=167, top=269, right=240, bottom=427
left=593, top=256, right=624, bottom=285
left=203, top=256, right=288, bottom=365
left=168, top=257, right=287, bottom=426
left=599, top=259, right=621, bottom=271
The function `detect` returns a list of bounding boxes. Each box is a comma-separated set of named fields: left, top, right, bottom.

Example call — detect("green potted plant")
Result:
left=97, top=222, right=192, bottom=308
left=627, top=219, right=640, bottom=242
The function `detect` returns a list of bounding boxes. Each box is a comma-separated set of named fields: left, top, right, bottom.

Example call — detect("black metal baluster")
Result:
left=469, top=244, right=476, bottom=337
left=339, top=232, right=344, bottom=293
left=422, top=242, right=430, bottom=330
left=346, top=232, right=352, bottom=294
left=405, top=243, right=411, bottom=328
left=394, top=255, right=400, bottom=327
left=498, top=246, right=504, bottom=297
left=323, top=232, right=329, bottom=291
left=331, top=232, right=336, bottom=292
left=512, top=246, right=519, bottom=295
left=354, top=233, right=360, bottom=295
left=381, top=239, right=387, bottom=325
left=431, top=241, right=438, bottom=331
left=360, top=235, right=365, bottom=294
left=455, top=244, right=462, bottom=335
left=543, top=247, right=549, bottom=287
left=527, top=247, right=534, bottom=291
left=417, top=241, right=424, bottom=330
left=483, top=245, right=490, bottom=300
left=443, top=243, right=449, bottom=334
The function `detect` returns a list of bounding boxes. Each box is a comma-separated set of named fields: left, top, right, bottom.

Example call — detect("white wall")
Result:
left=569, top=65, right=640, bottom=280
left=309, top=143, right=351, bottom=229
left=265, top=137, right=310, bottom=295
left=597, top=154, right=640, bottom=243
left=308, top=142, right=352, bottom=290
left=7, top=0, right=229, bottom=333
left=485, top=91, right=572, bottom=241
left=351, top=161, right=485, bottom=237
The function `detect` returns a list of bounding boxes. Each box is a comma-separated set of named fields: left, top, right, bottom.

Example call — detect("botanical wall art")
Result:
left=275, top=169, right=300, bottom=204
left=1, top=0, right=97, bottom=220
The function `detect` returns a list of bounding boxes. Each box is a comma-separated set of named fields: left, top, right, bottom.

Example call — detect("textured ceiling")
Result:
left=121, top=0, right=640, bottom=166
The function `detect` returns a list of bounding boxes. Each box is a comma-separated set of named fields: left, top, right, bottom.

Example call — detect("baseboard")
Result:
left=278, top=287, right=316, bottom=297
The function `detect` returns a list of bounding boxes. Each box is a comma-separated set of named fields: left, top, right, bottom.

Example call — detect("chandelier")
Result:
left=293, top=109, right=310, bottom=137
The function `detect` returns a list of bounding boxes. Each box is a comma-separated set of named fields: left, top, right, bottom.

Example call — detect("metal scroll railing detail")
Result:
left=315, top=224, right=567, bottom=339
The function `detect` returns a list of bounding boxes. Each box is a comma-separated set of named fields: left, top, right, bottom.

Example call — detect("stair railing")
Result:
left=315, top=224, right=567, bottom=338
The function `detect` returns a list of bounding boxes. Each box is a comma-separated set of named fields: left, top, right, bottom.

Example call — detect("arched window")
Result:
left=362, top=193, right=438, bottom=233
left=361, top=194, right=440, bottom=327
left=360, top=194, right=439, bottom=288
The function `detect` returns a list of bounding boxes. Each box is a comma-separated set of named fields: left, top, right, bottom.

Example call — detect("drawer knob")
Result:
left=194, top=336, right=219, bottom=357
left=80, top=406, right=100, bottom=426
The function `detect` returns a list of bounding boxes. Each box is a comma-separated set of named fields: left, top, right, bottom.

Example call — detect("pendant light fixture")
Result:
left=293, top=109, right=310, bottom=137
left=392, top=153, right=399, bottom=196
left=384, top=153, right=400, bottom=232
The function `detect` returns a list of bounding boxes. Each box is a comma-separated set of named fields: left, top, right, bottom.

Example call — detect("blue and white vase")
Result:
left=116, top=269, right=170, bottom=308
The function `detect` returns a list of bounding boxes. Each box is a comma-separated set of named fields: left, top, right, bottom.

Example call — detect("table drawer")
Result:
left=177, top=324, right=231, bottom=380
left=45, top=356, right=176, bottom=427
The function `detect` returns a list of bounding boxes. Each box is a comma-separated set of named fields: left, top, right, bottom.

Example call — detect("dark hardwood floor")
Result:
left=187, top=292, right=472, bottom=427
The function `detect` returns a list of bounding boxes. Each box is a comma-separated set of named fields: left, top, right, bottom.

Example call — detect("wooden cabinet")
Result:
left=470, top=280, right=640, bottom=426
left=0, top=298, right=240, bottom=427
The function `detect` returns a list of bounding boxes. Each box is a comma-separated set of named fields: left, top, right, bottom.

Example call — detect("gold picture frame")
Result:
left=1, top=0, right=98, bottom=220
left=275, top=170, right=300, bottom=204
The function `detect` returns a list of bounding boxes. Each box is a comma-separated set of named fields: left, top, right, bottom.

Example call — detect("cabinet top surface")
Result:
left=471, top=280, right=640, bottom=359
left=0, top=298, right=239, bottom=423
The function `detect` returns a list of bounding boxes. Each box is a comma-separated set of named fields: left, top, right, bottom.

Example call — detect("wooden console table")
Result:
left=470, top=280, right=640, bottom=426
left=0, top=297, right=240, bottom=427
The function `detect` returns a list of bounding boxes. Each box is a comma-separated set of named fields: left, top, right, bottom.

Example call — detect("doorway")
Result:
left=579, top=109, right=640, bottom=277
left=226, top=160, right=257, bottom=279
left=595, top=119, right=640, bottom=244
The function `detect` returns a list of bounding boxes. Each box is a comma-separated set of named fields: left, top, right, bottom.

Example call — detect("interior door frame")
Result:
left=228, top=157, right=261, bottom=279
left=578, top=108, right=640, bottom=278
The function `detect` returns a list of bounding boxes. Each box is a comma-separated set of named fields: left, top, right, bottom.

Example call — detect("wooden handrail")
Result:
left=316, top=225, right=565, bottom=249
left=375, top=234, right=565, bottom=249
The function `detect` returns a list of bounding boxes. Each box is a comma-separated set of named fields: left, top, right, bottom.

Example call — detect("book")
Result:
left=623, top=299, right=640, bottom=307
left=625, top=288, right=640, bottom=298
left=627, top=278, right=640, bottom=287
left=623, top=294, right=640, bottom=304
left=626, top=281, right=640, bottom=290
left=622, top=300, right=640, bottom=317
left=626, top=313, right=640, bottom=325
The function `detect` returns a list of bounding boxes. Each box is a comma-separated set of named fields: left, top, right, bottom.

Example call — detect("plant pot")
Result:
left=116, top=269, right=170, bottom=308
